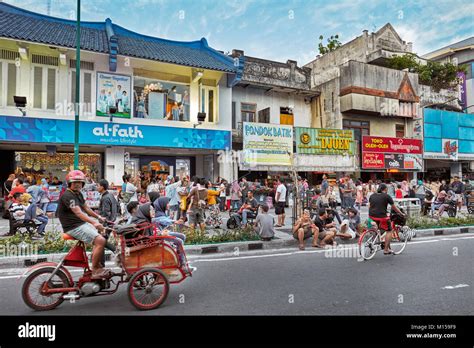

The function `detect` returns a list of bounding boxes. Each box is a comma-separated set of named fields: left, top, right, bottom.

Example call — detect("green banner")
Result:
left=295, top=127, right=354, bottom=155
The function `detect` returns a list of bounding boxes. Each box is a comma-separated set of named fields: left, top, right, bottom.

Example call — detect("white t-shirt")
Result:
left=126, top=182, right=138, bottom=202
left=219, top=183, right=226, bottom=197
left=276, top=184, right=287, bottom=202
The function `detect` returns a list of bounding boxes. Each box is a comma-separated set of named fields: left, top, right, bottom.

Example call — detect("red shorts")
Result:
left=369, top=216, right=392, bottom=231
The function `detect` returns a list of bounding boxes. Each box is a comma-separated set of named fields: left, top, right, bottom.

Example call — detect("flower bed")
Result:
left=407, top=215, right=474, bottom=230
left=0, top=226, right=261, bottom=255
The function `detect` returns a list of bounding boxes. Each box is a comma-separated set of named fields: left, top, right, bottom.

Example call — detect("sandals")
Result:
left=298, top=244, right=305, bottom=250
left=383, top=249, right=394, bottom=255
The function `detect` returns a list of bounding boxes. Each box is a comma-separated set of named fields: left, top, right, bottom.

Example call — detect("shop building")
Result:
left=229, top=50, right=323, bottom=181
left=423, top=108, right=474, bottom=180
left=303, top=23, right=463, bottom=181
left=0, top=2, right=243, bottom=186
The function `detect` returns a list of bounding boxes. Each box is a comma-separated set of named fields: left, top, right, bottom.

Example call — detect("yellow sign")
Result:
left=295, top=127, right=354, bottom=155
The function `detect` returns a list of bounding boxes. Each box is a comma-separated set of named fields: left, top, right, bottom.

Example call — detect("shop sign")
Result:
left=443, top=139, right=458, bottom=161
left=363, top=152, right=423, bottom=170
left=457, top=72, right=467, bottom=107
left=242, top=122, right=293, bottom=166
left=362, top=136, right=422, bottom=154
left=362, top=153, right=384, bottom=169
left=295, top=127, right=354, bottom=155
left=0, top=116, right=230, bottom=150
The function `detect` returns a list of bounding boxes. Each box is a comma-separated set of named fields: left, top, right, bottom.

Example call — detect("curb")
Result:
left=0, top=226, right=472, bottom=269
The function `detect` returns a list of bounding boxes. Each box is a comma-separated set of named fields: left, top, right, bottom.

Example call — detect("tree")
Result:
left=386, top=54, right=468, bottom=92
left=318, top=35, right=342, bottom=55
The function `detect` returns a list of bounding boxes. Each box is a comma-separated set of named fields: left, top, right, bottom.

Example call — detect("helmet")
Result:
left=66, top=170, right=86, bottom=186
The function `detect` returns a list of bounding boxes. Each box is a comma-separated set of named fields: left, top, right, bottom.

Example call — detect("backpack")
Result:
left=121, top=191, right=133, bottom=204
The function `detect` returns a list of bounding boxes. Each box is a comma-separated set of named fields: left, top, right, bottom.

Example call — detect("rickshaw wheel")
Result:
left=128, top=268, right=169, bottom=310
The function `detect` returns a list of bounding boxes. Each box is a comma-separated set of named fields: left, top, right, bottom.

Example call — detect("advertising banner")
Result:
left=457, top=72, right=467, bottom=107
left=96, top=72, right=132, bottom=118
left=242, top=122, right=293, bottom=166
left=362, top=136, right=422, bottom=154
left=295, top=127, right=354, bottom=155
left=384, top=154, right=404, bottom=169
left=404, top=154, right=423, bottom=170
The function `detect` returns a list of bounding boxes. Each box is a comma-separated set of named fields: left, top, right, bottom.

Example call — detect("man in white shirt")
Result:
left=274, top=177, right=287, bottom=227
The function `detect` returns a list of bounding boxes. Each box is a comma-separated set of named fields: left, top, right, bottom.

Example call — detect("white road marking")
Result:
left=442, top=284, right=470, bottom=290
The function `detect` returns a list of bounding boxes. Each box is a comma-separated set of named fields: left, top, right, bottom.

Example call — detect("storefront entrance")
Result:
left=126, top=155, right=195, bottom=180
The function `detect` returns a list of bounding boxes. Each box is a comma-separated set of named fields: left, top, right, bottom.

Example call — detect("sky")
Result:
left=6, top=0, right=474, bottom=65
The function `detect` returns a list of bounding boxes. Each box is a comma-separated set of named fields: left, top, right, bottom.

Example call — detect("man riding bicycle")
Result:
left=368, top=183, right=405, bottom=255
left=57, top=170, right=110, bottom=278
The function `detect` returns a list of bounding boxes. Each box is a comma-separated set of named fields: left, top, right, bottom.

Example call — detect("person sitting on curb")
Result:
left=254, top=204, right=275, bottom=241
left=312, top=209, right=337, bottom=247
left=293, top=209, right=319, bottom=250
left=337, top=207, right=360, bottom=240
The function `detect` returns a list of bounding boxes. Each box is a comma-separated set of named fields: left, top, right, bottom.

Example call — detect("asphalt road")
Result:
left=0, top=234, right=472, bottom=315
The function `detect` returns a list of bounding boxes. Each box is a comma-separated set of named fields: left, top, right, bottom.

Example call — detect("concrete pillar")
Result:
left=450, top=162, right=462, bottom=178
left=195, top=154, right=204, bottom=178
left=104, top=147, right=125, bottom=186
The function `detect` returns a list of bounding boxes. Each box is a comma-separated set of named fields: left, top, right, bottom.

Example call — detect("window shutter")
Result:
left=33, top=67, right=43, bottom=108
left=47, top=68, right=56, bottom=109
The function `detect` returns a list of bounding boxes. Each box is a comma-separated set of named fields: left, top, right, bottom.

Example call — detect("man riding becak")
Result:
left=57, top=170, right=110, bottom=278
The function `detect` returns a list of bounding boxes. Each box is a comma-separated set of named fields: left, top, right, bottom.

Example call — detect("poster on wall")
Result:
left=242, top=122, right=293, bottom=166
left=295, top=127, right=354, bottom=155
left=96, top=72, right=132, bottom=118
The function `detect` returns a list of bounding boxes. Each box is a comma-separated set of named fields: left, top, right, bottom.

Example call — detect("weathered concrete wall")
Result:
left=241, top=56, right=311, bottom=90
left=304, top=24, right=413, bottom=88
left=419, top=85, right=460, bottom=109
left=340, top=60, right=419, bottom=93
left=232, top=86, right=312, bottom=127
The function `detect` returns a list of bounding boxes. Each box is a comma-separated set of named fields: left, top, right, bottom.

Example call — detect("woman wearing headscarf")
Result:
left=150, top=196, right=193, bottom=274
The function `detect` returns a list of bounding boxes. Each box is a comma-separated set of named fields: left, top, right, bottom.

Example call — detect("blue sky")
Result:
left=8, top=0, right=474, bottom=65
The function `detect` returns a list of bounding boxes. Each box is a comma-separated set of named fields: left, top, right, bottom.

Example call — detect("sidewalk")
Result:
left=0, top=207, right=472, bottom=269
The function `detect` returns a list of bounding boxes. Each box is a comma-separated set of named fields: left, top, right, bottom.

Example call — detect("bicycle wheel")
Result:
left=391, top=226, right=409, bottom=255
left=358, top=229, right=379, bottom=260
left=128, top=268, right=169, bottom=310
left=22, top=267, right=71, bottom=311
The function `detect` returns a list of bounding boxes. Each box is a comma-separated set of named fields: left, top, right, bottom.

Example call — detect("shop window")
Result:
left=241, top=103, right=256, bottom=123
left=15, top=152, right=102, bottom=183
left=70, top=70, right=93, bottom=114
left=280, top=106, right=294, bottom=125
left=258, top=107, right=270, bottom=123
left=396, top=124, right=405, bottom=138
left=134, top=76, right=190, bottom=121
left=201, top=85, right=217, bottom=123
left=31, top=65, right=57, bottom=110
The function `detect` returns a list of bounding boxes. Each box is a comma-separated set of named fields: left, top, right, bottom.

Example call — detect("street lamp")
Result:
left=73, top=0, right=81, bottom=170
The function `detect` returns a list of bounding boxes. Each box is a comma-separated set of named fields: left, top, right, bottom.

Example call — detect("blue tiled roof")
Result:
left=0, top=2, right=238, bottom=73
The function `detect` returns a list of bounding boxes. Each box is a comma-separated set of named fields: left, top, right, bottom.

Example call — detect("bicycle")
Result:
left=358, top=210, right=411, bottom=260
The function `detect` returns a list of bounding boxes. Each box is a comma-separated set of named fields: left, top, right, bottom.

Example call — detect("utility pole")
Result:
left=74, top=0, right=81, bottom=169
